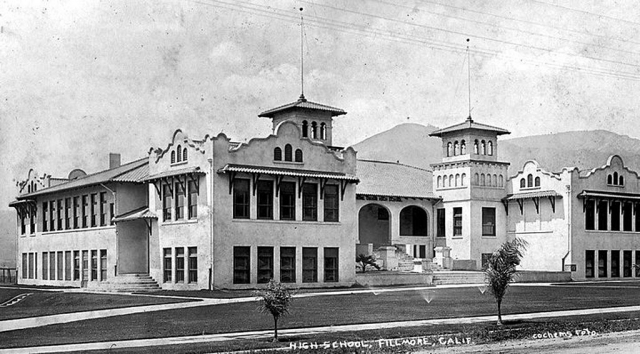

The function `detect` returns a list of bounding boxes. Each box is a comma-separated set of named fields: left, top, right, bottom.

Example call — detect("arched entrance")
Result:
left=358, top=203, right=391, bottom=248
left=399, top=206, right=428, bottom=236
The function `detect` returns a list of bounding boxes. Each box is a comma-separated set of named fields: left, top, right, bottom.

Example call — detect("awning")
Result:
left=8, top=199, right=36, bottom=208
left=503, top=190, right=561, bottom=215
left=577, top=190, right=640, bottom=201
left=112, top=207, right=157, bottom=223
left=505, top=190, right=562, bottom=200
left=217, top=164, right=359, bottom=182
left=142, top=166, right=205, bottom=182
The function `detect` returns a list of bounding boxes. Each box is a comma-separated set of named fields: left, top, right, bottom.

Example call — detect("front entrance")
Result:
left=358, top=203, right=391, bottom=248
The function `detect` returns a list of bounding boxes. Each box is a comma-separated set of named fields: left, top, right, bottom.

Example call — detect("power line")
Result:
left=529, top=0, right=640, bottom=27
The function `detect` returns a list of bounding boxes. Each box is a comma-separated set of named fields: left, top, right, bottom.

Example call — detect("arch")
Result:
left=474, top=173, right=479, bottom=186
left=274, top=147, right=282, bottom=161
left=488, top=141, right=493, bottom=156
left=499, top=175, right=504, bottom=187
left=453, top=141, right=459, bottom=156
left=614, top=172, right=619, bottom=185
left=358, top=204, right=391, bottom=247
left=461, top=140, right=466, bottom=154
left=493, top=174, right=498, bottom=187
left=176, top=145, right=182, bottom=162
left=311, top=122, right=318, bottom=139
left=437, top=176, right=442, bottom=188
left=447, top=142, right=452, bottom=157
left=474, top=140, right=479, bottom=154
left=320, top=123, right=326, bottom=140
left=183, top=148, right=188, bottom=161
left=295, top=149, right=303, bottom=162
left=449, top=174, right=454, bottom=187
left=534, top=176, right=540, bottom=187
left=284, top=144, right=293, bottom=161
left=620, top=175, right=624, bottom=186
left=481, top=140, right=486, bottom=155
left=461, top=173, right=466, bottom=186
left=302, top=121, right=309, bottom=138
left=527, top=174, right=533, bottom=187
left=520, top=178, right=526, bottom=188
left=399, top=206, right=428, bottom=236
left=455, top=173, right=460, bottom=187
left=487, top=174, right=492, bottom=187
left=481, top=174, right=486, bottom=186
left=607, top=174, right=613, bottom=184
left=171, top=151, right=176, bottom=164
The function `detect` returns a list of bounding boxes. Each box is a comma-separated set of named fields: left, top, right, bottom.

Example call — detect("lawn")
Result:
left=1, top=284, right=640, bottom=349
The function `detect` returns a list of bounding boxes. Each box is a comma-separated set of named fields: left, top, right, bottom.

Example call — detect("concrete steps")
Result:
left=432, top=271, right=486, bottom=285
left=89, top=273, right=161, bottom=292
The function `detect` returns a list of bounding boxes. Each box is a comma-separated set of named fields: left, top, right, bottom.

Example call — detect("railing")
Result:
left=0, top=268, right=17, bottom=284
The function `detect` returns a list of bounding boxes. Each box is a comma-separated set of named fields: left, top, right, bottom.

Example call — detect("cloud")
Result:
left=209, top=41, right=243, bottom=65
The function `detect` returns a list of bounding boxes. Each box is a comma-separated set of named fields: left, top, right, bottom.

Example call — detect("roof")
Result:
left=218, top=164, right=359, bottom=182
left=112, top=207, right=157, bottom=223
left=143, top=166, right=205, bottom=182
left=505, top=190, right=562, bottom=200
left=258, top=95, right=346, bottom=118
left=356, top=159, right=437, bottom=199
left=16, top=158, right=149, bottom=200
left=429, top=117, right=510, bottom=137
left=577, top=190, right=640, bottom=200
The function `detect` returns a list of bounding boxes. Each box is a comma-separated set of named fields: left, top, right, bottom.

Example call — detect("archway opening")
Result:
left=400, top=206, right=428, bottom=236
left=358, top=204, right=391, bottom=248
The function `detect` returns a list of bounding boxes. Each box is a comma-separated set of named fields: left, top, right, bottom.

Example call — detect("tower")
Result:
left=429, top=117, right=510, bottom=268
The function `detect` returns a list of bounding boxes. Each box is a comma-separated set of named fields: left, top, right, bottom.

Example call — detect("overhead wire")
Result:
left=529, top=0, right=640, bottom=27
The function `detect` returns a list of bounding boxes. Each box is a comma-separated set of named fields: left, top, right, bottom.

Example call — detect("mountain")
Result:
left=0, top=210, right=16, bottom=267
left=352, top=123, right=640, bottom=175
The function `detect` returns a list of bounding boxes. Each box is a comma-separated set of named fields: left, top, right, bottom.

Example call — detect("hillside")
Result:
left=352, top=123, right=640, bottom=176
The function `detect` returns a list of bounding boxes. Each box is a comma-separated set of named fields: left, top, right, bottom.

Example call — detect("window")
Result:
left=175, top=181, right=184, bottom=220
left=474, top=140, right=479, bottom=154
left=82, top=251, right=88, bottom=281
left=460, top=140, right=466, bottom=154
left=302, top=121, right=308, bottom=138
left=613, top=172, right=618, bottom=185
left=611, top=201, right=620, bottom=231
left=183, top=148, right=188, bottom=161
left=82, top=195, right=88, bottom=228
left=109, top=203, right=115, bottom=225
left=637, top=251, right=640, bottom=277
left=257, top=180, right=274, bottom=220
left=20, top=211, right=26, bottom=235
left=295, top=149, right=303, bottom=162
left=65, top=198, right=71, bottom=229
left=620, top=176, right=624, bottom=186
left=437, top=176, right=442, bottom=188
left=453, top=141, right=459, bottom=156
left=65, top=251, right=71, bottom=280
left=73, top=197, right=79, bottom=229
left=171, top=151, right=176, bottom=164
left=534, top=177, right=540, bottom=187
left=163, top=184, right=172, bottom=221
left=453, top=207, right=462, bottom=236
left=324, top=248, right=339, bottom=282
left=100, top=250, right=107, bottom=281
left=176, top=145, right=182, bottom=162
left=585, top=200, right=595, bottom=230
left=437, top=209, right=445, bottom=237
left=274, top=147, right=282, bottom=161
left=257, top=247, right=274, bottom=284
left=607, top=174, right=612, bottom=184
left=527, top=174, right=533, bottom=187
left=28, top=253, right=34, bottom=279
left=91, top=194, right=97, bottom=227
left=188, top=180, right=198, bottom=219
left=188, top=247, right=197, bottom=283
left=233, top=246, right=250, bottom=284
left=302, top=247, right=317, bottom=283
left=280, top=247, right=296, bottom=283
left=598, top=200, right=608, bottom=230
left=520, top=178, right=525, bottom=188
left=480, top=174, right=485, bottom=186
left=461, top=173, right=466, bottom=186
left=302, top=184, right=318, bottom=221
left=324, top=185, right=339, bottom=222
left=50, top=200, right=55, bottom=231
left=623, top=250, right=632, bottom=277
left=99, top=192, right=106, bottom=226
left=481, top=253, right=492, bottom=269
left=91, top=250, right=97, bottom=281
left=50, top=252, right=56, bottom=280
left=175, top=248, right=185, bottom=283
left=486, top=174, right=491, bottom=187
left=30, top=207, right=35, bottom=234
left=163, top=248, right=172, bottom=283
left=58, top=251, right=64, bottom=280
left=482, top=207, right=496, bottom=236
left=311, top=122, right=317, bottom=138
left=474, top=173, right=479, bottom=186
left=280, top=182, right=296, bottom=220
left=57, top=199, right=63, bottom=230
left=487, top=141, right=493, bottom=156
left=611, top=250, right=620, bottom=278
left=21, top=254, right=26, bottom=279
left=481, top=140, right=486, bottom=155
left=284, top=144, right=292, bottom=161
left=446, top=142, right=452, bottom=157
left=320, top=122, right=326, bottom=140
left=585, top=250, right=594, bottom=278
left=598, top=250, right=607, bottom=278
left=43, top=253, right=48, bottom=280
left=74, top=251, right=80, bottom=280
left=233, top=179, right=250, bottom=219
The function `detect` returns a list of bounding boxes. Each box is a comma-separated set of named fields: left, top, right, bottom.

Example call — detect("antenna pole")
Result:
left=300, top=8, right=305, bottom=100
left=467, top=38, right=471, bottom=120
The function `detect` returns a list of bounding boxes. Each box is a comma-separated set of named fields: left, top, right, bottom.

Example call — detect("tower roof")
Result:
left=429, top=117, right=510, bottom=137
left=258, top=95, right=346, bottom=118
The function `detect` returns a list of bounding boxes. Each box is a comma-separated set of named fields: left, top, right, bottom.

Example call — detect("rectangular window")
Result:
left=481, top=253, right=493, bottom=269
left=302, top=247, right=317, bottom=283
left=100, top=192, right=107, bottom=226
left=109, top=203, right=115, bottom=225
left=43, top=202, right=48, bottom=232
left=28, top=253, right=34, bottom=279
left=302, top=184, right=318, bottom=221
left=100, top=250, right=107, bottom=281
left=175, top=182, right=185, bottom=220
left=34, top=253, right=37, bottom=279
left=585, top=199, right=595, bottom=230
left=73, top=196, right=79, bottom=229
left=233, top=179, right=250, bottom=219
left=280, top=247, right=296, bottom=283
left=65, top=251, right=71, bottom=280
left=82, top=250, right=88, bottom=281
left=163, top=184, right=172, bottom=222
left=324, top=185, right=339, bottom=222
left=233, top=246, right=250, bottom=284
left=611, top=201, right=621, bottom=231
left=623, top=250, right=632, bottom=277
left=74, top=251, right=80, bottom=280
left=324, top=248, right=339, bottom=282
left=65, top=198, right=71, bottom=229
left=623, top=202, right=633, bottom=232
left=437, top=208, right=445, bottom=237
left=91, top=250, right=97, bottom=281
left=30, top=207, right=36, bottom=234
left=257, top=180, right=274, bottom=220
left=20, top=211, right=26, bottom=235
left=636, top=204, right=640, bottom=233
left=482, top=207, right=496, bottom=236
left=43, top=252, right=48, bottom=280
left=188, top=247, right=197, bottom=283
left=598, top=250, right=607, bottom=278
left=50, top=252, right=56, bottom=280
left=611, top=250, right=620, bottom=278
left=280, top=182, right=296, bottom=221
left=163, top=248, right=172, bottom=283
left=257, top=247, right=274, bottom=283
left=585, top=250, right=595, bottom=278
left=21, top=253, right=27, bottom=279
left=50, top=200, right=56, bottom=231
left=188, top=180, right=198, bottom=219
left=57, top=199, right=63, bottom=230
left=91, top=194, right=98, bottom=227
left=637, top=251, right=640, bottom=277
left=453, top=207, right=463, bottom=236
left=57, top=251, right=63, bottom=280
left=82, top=195, right=88, bottom=228
left=598, top=200, right=608, bottom=230
left=175, top=247, right=185, bottom=283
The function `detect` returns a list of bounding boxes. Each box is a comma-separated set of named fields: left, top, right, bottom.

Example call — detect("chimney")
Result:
left=109, top=153, right=121, bottom=169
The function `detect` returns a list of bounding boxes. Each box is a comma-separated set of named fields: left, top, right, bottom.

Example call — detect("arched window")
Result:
left=614, top=172, right=619, bottom=185
left=274, top=147, right=282, bottom=161
left=620, top=176, right=624, bottom=186
left=481, top=140, right=486, bottom=155
left=311, top=122, right=317, bottom=139
left=28, top=185, right=31, bottom=193
left=487, top=174, right=492, bottom=187
left=520, top=178, right=525, bottom=188
left=176, top=145, right=182, bottom=162
left=474, top=173, right=479, bottom=185
left=607, top=174, right=613, bottom=184
left=171, top=151, right=176, bottom=164
left=535, top=176, right=540, bottom=187
left=183, top=148, right=188, bottom=161
left=499, top=175, right=504, bottom=187
left=320, top=123, right=326, bottom=140
left=437, top=176, right=442, bottom=188
left=447, top=142, right=452, bottom=157
left=284, top=144, right=292, bottom=161
left=481, top=174, right=486, bottom=186
left=461, top=173, right=466, bottom=186
left=461, top=140, right=466, bottom=154
left=474, top=140, right=479, bottom=154
left=399, top=206, right=428, bottom=236
left=302, top=121, right=309, bottom=138
left=488, top=141, right=493, bottom=156
left=493, top=174, right=498, bottom=187
left=527, top=174, right=533, bottom=187
left=454, top=141, right=459, bottom=156
left=449, top=174, right=454, bottom=187
left=295, top=149, right=303, bottom=162
left=455, top=173, right=460, bottom=187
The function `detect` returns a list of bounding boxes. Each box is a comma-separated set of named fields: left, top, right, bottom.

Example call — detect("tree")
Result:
left=356, top=254, right=381, bottom=273
left=253, top=280, right=295, bottom=342
left=484, top=238, right=528, bottom=325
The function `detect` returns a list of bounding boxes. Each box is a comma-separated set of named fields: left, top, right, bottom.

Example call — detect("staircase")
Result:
left=396, top=250, right=416, bottom=271
left=431, top=271, right=486, bottom=285
left=89, top=273, right=161, bottom=293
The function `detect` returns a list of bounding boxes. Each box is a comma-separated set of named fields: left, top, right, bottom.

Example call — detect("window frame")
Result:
left=324, top=247, right=339, bottom=282
left=279, top=181, right=296, bottom=221
left=233, top=179, right=250, bottom=219
left=453, top=207, right=462, bottom=236
left=233, top=246, right=251, bottom=284
left=280, top=247, right=296, bottom=283
left=482, top=207, right=496, bottom=236
left=323, top=184, right=339, bottom=222
left=257, top=246, right=274, bottom=284
left=302, top=183, right=318, bottom=221
left=257, top=180, right=274, bottom=220
left=302, top=247, right=318, bottom=283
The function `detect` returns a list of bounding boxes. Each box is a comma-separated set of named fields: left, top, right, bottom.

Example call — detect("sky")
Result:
left=1, top=0, right=640, bottom=215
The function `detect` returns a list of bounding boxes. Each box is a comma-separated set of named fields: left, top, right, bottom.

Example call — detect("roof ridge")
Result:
left=357, top=159, right=432, bottom=172
left=110, top=159, right=149, bottom=180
